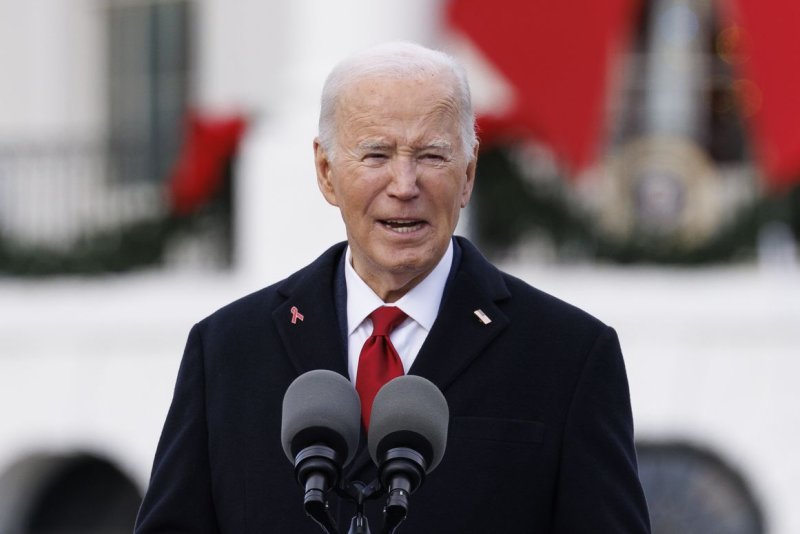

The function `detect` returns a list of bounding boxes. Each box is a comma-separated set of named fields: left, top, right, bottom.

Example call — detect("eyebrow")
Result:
left=356, top=140, right=393, bottom=152
left=421, top=139, right=453, bottom=151
left=354, top=139, right=454, bottom=152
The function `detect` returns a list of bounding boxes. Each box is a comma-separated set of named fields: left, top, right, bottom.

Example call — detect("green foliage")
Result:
left=0, top=181, right=232, bottom=277
left=473, top=146, right=796, bottom=264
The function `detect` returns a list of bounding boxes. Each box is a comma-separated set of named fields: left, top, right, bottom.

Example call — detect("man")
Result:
left=135, top=42, right=651, bottom=533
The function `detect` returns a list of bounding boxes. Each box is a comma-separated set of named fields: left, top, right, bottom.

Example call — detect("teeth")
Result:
left=382, top=220, right=423, bottom=233
left=389, top=225, right=420, bottom=233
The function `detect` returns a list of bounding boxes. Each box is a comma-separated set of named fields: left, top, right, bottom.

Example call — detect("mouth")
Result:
left=379, top=219, right=426, bottom=234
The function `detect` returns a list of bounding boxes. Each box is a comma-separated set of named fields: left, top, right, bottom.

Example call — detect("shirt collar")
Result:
left=345, top=239, right=454, bottom=334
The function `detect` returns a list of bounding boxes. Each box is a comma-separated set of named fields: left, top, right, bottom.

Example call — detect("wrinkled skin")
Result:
left=315, top=73, right=478, bottom=302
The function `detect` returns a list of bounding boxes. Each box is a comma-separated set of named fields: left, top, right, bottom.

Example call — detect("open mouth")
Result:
left=380, top=219, right=425, bottom=233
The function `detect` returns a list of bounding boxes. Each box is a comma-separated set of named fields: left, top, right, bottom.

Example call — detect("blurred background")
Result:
left=0, top=0, right=798, bottom=532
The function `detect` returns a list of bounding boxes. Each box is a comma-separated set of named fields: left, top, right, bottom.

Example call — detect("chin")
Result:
left=374, top=252, right=421, bottom=273
left=394, top=244, right=444, bottom=268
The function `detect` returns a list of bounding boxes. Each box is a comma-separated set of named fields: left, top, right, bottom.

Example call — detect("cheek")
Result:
left=334, top=184, right=376, bottom=223
left=438, top=179, right=467, bottom=213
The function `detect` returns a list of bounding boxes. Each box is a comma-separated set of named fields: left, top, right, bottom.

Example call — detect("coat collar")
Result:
left=272, top=237, right=511, bottom=386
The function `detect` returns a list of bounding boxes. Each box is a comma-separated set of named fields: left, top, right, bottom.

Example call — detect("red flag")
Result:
left=719, top=0, right=800, bottom=189
left=447, top=0, right=640, bottom=173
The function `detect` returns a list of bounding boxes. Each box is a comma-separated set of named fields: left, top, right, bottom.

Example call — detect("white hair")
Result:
left=318, top=41, right=477, bottom=159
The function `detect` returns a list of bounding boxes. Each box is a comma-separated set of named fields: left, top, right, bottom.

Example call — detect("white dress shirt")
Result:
left=345, top=240, right=454, bottom=383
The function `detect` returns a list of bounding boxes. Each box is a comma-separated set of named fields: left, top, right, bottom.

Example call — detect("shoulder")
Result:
left=503, top=271, right=606, bottom=332
left=455, top=236, right=607, bottom=335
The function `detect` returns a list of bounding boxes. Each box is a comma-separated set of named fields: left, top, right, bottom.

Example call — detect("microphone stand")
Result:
left=294, top=452, right=390, bottom=534
left=303, top=474, right=415, bottom=534
left=338, top=479, right=383, bottom=534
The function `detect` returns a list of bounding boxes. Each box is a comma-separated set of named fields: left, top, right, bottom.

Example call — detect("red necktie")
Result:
left=355, top=306, right=408, bottom=429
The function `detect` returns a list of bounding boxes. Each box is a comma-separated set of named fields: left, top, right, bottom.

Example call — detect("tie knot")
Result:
left=369, top=306, right=408, bottom=336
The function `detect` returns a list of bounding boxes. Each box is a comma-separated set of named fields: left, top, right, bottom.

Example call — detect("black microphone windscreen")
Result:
left=281, top=369, right=362, bottom=466
left=367, top=375, right=449, bottom=472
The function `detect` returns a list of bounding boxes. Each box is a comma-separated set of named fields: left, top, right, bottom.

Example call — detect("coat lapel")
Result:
left=409, top=237, right=510, bottom=391
left=272, top=244, right=349, bottom=378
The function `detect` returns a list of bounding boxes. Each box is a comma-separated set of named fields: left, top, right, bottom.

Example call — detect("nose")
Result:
left=386, top=157, right=419, bottom=200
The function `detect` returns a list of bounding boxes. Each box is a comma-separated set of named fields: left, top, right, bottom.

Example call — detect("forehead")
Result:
left=334, top=74, right=461, bottom=144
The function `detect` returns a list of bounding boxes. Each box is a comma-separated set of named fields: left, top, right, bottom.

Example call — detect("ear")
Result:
left=314, top=138, right=338, bottom=206
left=460, top=142, right=479, bottom=208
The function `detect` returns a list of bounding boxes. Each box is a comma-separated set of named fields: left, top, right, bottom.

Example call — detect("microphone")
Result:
left=367, top=375, right=449, bottom=532
left=281, top=369, right=362, bottom=533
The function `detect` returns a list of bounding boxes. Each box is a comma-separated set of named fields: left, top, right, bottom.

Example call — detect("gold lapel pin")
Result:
left=473, top=309, right=492, bottom=325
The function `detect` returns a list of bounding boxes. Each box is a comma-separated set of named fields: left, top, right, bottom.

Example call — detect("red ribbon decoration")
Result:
left=290, top=306, right=304, bottom=324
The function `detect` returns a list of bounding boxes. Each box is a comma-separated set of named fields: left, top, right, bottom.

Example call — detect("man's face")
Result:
left=315, top=74, right=477, bottom=301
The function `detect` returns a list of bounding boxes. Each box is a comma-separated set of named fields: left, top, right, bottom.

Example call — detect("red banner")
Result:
left=168, top=111, right=247, bottom=216
left=447, top=0, right=640, bottom=173
left=720, top=0, right=800, bottom=189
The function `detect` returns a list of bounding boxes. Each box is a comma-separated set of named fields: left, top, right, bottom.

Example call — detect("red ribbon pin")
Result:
left=290, top=306, right=304, bottom=324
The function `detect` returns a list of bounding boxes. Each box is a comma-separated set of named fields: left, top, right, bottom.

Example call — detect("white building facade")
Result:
left=0, top=1, right=797, bottom=532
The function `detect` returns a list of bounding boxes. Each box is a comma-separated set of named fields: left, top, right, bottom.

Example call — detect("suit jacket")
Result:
left=135, top=237, right=650, bottom=533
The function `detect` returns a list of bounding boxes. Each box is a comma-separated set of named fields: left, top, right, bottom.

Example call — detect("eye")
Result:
left=362, top=153, right=389, bottom=164
left=420, top=153, right=447, bottom=164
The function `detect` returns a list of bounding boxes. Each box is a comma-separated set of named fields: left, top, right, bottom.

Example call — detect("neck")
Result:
left=346, top=240, right=453, bottom=303
left=359, top=268, right=432, bottom=303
